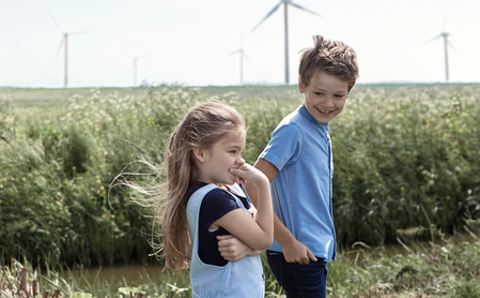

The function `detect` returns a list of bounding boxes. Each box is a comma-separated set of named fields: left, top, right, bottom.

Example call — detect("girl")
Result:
left=161, top=102, right=273, bottom=297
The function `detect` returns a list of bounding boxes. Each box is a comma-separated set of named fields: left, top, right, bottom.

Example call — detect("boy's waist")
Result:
left=269, top=234, right=335, bottom=262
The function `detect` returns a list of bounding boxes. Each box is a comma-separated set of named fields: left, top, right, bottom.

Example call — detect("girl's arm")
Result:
left=212, top=163, right=273, bottom=251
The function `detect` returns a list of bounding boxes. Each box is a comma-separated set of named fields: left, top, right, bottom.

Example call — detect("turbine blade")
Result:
left=289, top=2, right=321, bottom=17
left=226, top=49, right=240, bottom=57
left=49, top=13, right=64, bottom=32
left=442, top=9, right=448, bottom=32
left=125, top=47, right=133, bottom=57
left=240, top=32, right=245, bottom=46
left=244, top=52, right=252, bottom=62
left=69, top=30, right=91, bottom=36
left=447, top=39, right=458, bottom=54
left=423, top=34, right=442, bottom=44
left=55, top=38, right=64, bottom=61
left=251, top=1, right=283, bottom=32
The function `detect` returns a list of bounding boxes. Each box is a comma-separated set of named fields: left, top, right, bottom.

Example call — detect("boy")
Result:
left=218, top=35, right=359, bottom=297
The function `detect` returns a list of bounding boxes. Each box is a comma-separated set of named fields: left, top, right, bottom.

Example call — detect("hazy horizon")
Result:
left=2, top=0, right=479, bottom=88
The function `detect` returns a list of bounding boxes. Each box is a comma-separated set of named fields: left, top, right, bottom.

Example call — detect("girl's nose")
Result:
left=236, top=156, right=245, bottom=165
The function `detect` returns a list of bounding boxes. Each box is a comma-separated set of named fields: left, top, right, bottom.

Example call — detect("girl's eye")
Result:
left=229, top=150, right=237, bottom=154
left=314, top=92, right=323, bottom=96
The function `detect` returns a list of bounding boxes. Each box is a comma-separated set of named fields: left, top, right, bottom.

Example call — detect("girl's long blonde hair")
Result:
left=159, top=101, right=246, bottom=271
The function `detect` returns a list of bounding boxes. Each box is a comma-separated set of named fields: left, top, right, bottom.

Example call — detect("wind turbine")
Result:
left=227, top=36, right=250, bottom=85
left=425, top=13, right=455, bottom=82
left=126, top=48, right=148, bottom=86
left=50, top=14, right=90, bottom=88
left=251, top=0, right=321, bottom=85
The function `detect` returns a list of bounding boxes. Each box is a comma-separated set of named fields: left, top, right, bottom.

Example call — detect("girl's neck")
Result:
left=216, top=183, right=228, bottom=190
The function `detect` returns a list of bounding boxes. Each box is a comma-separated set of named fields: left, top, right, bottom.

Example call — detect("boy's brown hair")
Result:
left=299, top=35, right=359, bottom=91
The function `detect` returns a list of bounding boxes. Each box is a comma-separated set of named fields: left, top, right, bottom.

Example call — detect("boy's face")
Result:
left=299, top=70, right=349, bottom=124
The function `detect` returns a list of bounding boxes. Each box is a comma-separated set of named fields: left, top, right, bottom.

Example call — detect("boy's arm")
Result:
left=247, top=159, right=317, bottom=264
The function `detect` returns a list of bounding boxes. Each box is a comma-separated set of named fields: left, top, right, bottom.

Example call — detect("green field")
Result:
left=2, top=83, right=477, bottom=105
left=1, top=84, right=480, bottom=297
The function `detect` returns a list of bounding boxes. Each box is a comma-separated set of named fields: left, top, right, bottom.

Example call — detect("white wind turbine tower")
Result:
left=426, top=13, right=455, bottom=82
left=126, top=48, right=148, bottom=86
left=227, top=36, right=250, bottom=85
left=251, top=0, right=321, bottom=85
left=50, top=14, right=90, bottom=88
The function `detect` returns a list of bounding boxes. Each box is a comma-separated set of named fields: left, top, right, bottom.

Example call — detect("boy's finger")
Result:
left=307, top=249, right=318, bottom=262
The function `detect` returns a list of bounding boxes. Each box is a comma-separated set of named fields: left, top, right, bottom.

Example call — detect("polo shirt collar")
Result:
left=298, top=105, right=329, bottom=128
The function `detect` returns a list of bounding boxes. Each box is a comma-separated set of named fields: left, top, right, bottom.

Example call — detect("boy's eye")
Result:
left=314, top=92, right=323, bottom=96
left=334, top=94, right=344, bottom=98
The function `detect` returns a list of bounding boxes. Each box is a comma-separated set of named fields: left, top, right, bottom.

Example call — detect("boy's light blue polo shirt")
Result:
left=259, top=105, right=336, bottom=262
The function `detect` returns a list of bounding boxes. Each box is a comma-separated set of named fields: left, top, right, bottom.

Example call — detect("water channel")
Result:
left=58, top=232, right=475, bottom=291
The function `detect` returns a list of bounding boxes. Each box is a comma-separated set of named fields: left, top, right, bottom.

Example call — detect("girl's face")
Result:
left=196, top=129, right=246, bottom=185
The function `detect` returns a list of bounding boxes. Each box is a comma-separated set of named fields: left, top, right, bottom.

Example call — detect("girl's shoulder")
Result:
left=189, top=182, right=251, bottom=210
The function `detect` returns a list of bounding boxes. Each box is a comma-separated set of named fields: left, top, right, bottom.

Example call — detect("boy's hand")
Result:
left=282, top=239, right=318, bottom=264
left=217, top=235, right=261, bottom=261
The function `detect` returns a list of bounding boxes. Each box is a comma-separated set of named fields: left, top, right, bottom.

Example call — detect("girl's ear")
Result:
left=192, top=147, right=204, bottom=163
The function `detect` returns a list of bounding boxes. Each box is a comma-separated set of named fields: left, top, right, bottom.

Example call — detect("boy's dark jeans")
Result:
left=266, top=250, right=327, bottom=298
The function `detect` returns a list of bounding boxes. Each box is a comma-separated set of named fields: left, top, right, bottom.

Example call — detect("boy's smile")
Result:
left=299, top=70, right=349, bottom=124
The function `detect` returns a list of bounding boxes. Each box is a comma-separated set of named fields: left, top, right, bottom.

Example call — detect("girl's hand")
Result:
left=217, top=235, right=262, bottom=261
left=214, top=162, right=274, bottom=252
left=229, top=163, right=268, bottom=186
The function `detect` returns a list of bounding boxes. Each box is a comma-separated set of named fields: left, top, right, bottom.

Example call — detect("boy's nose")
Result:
left=324, top=95, right=334, bottom=105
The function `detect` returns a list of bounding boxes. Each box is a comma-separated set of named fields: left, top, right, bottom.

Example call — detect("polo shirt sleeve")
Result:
left=259, top=123, right=301, bottom=172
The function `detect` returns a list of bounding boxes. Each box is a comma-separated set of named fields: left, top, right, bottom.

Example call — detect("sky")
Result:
left=1, top=0, right=479, bottom=88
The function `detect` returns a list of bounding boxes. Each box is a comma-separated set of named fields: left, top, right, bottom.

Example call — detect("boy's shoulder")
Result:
left=274, top=105, right=315, bottom=135
left=276, top=106, right=303, bottom=128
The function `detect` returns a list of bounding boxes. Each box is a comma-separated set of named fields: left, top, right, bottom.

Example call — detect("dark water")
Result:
left=59, top=232, right=475, bottom=289
left=59, top=263, right=187, bottom=290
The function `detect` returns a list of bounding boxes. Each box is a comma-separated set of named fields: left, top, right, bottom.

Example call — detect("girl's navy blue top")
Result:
left=187, top=181, right=252, bottom=266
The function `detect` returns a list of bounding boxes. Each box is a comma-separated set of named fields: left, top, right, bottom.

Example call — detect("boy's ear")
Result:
left=298, top=76, right=306, bottom=94
left=192, top=148, right=205, bottom=163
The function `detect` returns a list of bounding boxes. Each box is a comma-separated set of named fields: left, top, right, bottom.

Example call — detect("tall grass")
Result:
left=1, top=84, right=480, bottom=269
left=331, top=86, right=480, bottom=246
left=328, top=234, right=480, bottom=297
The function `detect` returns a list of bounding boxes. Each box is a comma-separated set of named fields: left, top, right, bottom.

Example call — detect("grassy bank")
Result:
left=2, top=233, right=479, bottom=298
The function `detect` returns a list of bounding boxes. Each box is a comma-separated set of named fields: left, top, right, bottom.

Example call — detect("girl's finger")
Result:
left=235, top=176, right=245, bottom=185
left=217, top=235, right=234, bottom=240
